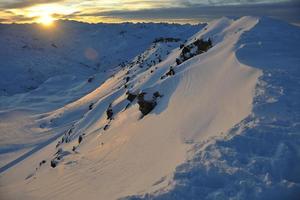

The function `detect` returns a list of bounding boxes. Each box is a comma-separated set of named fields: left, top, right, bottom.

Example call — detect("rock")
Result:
left=55, top=148, right=63, bottom=156
left=68, top=128, right=73, bottom=135
left=89, top=103, right=94, bottom=110
left=177, top=38, right=213, bottom=64
left=127, top=92, right=137, bottom=102
left=124, top=103, right=130, bottom=110
left=106, top=104, right=114, bottom=120
left=78, top=135, right=83, bottom=144
left=56, top=141, right=61, bottom=148
left=182, top=46, right=190, bottom=55
left=50, top=160, right=57, bottom=168
left=87, top=76, right=94, bottom=83
left=39, top=160, right=46, bottom=166
left=103, top=124, right=110, bottom=131
left=160, top=75, right=167, bottom=80
left=153, top=37, right=181, bottom=43
left=137, top=92, right=157, bottom=116
left=153, top=91, right=163, bottom=98
left=176, top=58, right=182, bottom=65
left=166, top=67, right=175, bottom=76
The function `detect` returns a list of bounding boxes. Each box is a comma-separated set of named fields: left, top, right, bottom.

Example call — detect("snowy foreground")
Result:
left=0, top=17, right=299, bottom=200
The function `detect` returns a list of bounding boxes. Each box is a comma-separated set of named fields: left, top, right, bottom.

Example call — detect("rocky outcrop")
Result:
left=137, top=91, right=162, bottom=117
left=106, top=104, right=114, bottom=120
left=176, top=38, right=212, bottom=65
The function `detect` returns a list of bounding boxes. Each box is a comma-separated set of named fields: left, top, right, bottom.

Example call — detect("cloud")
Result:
left=177, top=0, right=293, bottom=6
left=0, top=14, right=38, bottom=23
left=0, top=0, right=298, bottom=24
left=0, top=0, right=295, bottom=10
left=0, top=0, right=66, bottom=9
left=83, top=1, right=300, bottom=24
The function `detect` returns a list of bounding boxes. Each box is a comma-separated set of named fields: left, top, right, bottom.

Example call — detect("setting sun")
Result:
left=38, top=15, right=54, bottom=26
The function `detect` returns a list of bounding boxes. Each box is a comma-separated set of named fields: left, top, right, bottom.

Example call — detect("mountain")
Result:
left=0, top=17, right=299, bottom=200
left=0, top=21, right=202, bottom=96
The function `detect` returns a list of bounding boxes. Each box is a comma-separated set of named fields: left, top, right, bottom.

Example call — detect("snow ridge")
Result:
left=123, top=17, right=300, bottom=200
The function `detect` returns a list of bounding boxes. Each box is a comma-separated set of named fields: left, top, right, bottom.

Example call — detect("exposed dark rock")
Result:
left=153, top=37, right=181, bottom=43
left=104, top=124, right=110, bottom=131
left=39, top=160, right=46, bottom=166
left=166, top=67, right=175, bottom=76
left=55, top=148, right=63, bottom=156
left=50, top=160, right=57, bottom=168
left=153, top=91, right=163, bottom=98
left=68, top=128, right=73, bottom=135
left=177, top=38, right=213, bottom=65
left=78, top=135, right=83, bottom=144
left=182, top=46, right=190, bottom=55
left=56, top=141, right=61, bottom=148
left=160, top=75, right=167, bottom=80
left=194, top=38, right=212, bottom=52
left=89, top=103, right=94, bottom=110
left=87, top=76, right=94, bottom=83
left=176, top=58, right=182, bottom=65
left=124, top=103, right=131, bottom=110
left=137, top=92, right=157, bottom=116
left=127, top=92, right=137, bottom=102
left=106, top=104, right=114, bottom=120
left=72, top=146, right=76, bottom=151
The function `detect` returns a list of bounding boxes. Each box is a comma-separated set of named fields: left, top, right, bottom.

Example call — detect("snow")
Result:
left=124, top=17, right=300, bottom=200
left=0, top=16, right=299, bottom=200
left=0, top=21, right=202, bottom=97
left=0, top=21, right=201, bottom=169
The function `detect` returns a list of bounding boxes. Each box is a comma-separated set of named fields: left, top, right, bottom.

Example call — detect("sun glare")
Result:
left=38, top=15, right=54, bottom=26
left=23, top=4, right=75, bottom=26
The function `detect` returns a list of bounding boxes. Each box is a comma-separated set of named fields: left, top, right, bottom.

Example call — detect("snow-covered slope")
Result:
left=0, top=21, right=202, bottom=96
left=0, top=22, right=201, bottom=173
left=0, top=17, right=299, bottom=200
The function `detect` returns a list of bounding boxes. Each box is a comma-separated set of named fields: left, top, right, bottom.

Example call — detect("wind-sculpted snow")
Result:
left=123, top=17, right=300, bottom=200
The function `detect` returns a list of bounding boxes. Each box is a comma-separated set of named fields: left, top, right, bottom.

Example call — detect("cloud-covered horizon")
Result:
left=0, top=0, right=299, bottom=24
left=0, top=0, right=295, bottom=9
left=98, top=1, right=300, bottom=23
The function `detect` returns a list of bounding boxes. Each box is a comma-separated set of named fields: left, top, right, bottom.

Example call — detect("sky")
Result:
left=0, top=0, right=299, bottom=24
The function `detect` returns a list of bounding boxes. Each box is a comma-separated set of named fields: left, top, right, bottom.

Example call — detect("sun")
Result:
left=38, top=14, right=54, bottom=26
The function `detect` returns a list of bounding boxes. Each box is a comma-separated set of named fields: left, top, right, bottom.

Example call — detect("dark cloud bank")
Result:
left=95, top=1, right=300, bottom=25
